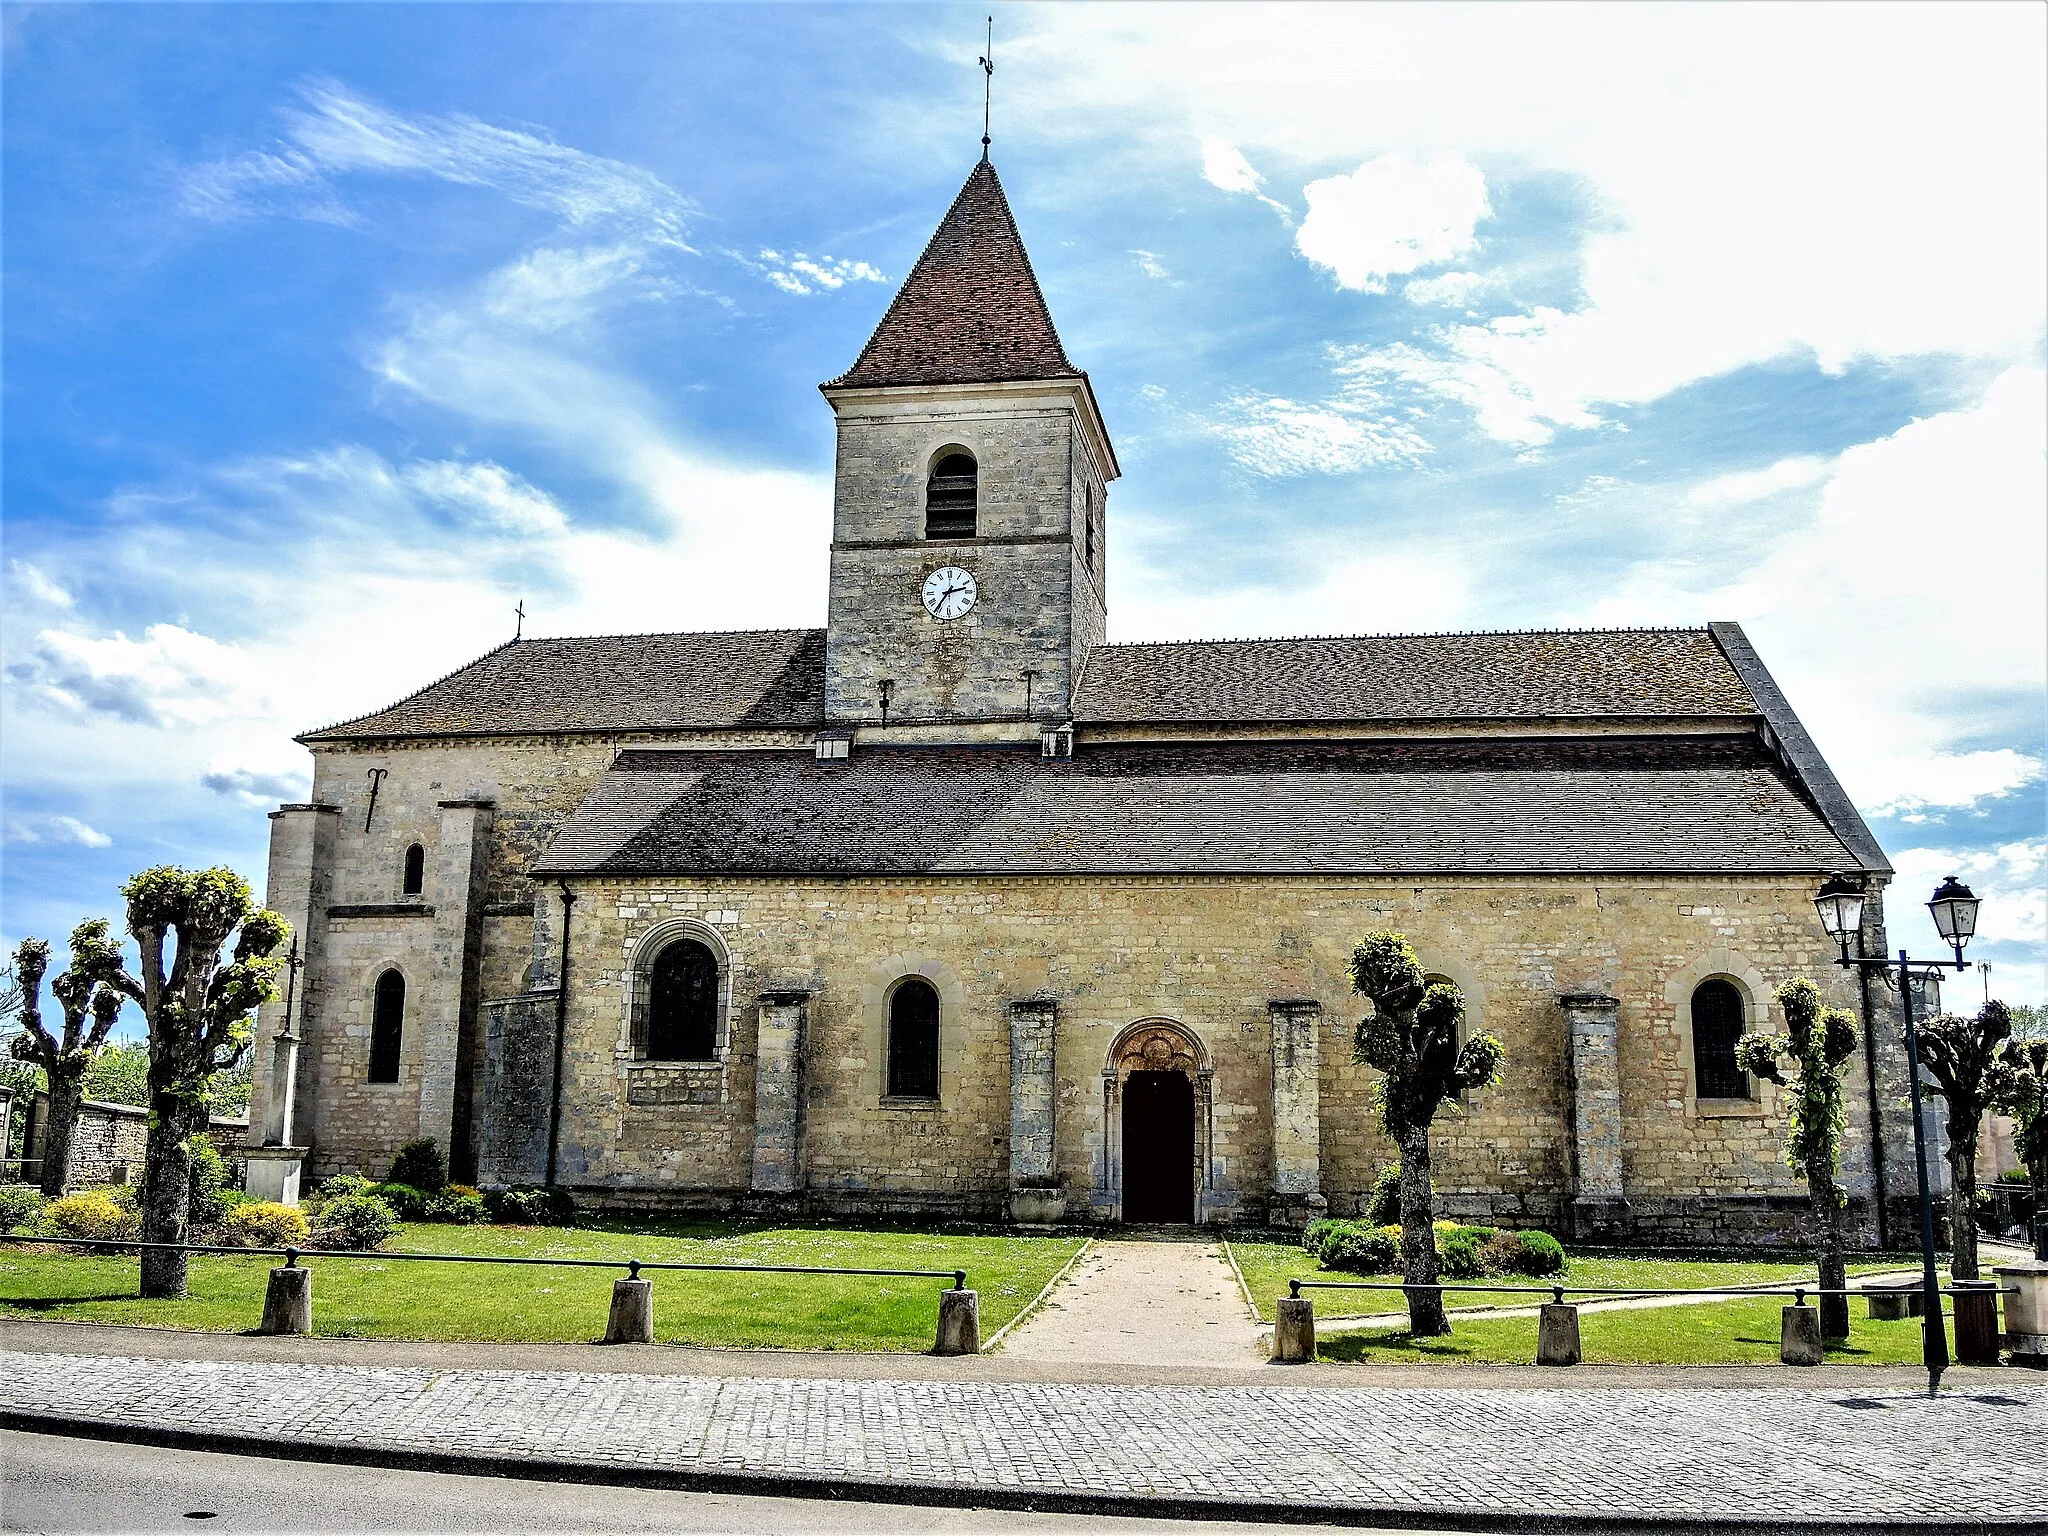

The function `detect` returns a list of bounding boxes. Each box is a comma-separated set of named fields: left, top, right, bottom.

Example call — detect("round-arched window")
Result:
left=886, top=978, right=941, bottom=1099
left=1691, top=979, right=1751, bottom=1099
left=648, top=939, right=719, bottom=1061
left=368, top=969, right=405, bottom=1083
left=925, top=452, right=978, bottom=539
left=401, top=844, right=426, bottom=896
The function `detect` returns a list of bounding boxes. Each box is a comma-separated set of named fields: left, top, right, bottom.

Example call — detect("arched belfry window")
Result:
left=925, top=452, right=978, bottom=539
left=1691, top=979, right=1751, bottom=1099
left=401, top=844, right=426, bottom=896
left=368, top=969, right=405, bottom=1083
left=648, top=938, right=719, bottom=1061
left=886, top=978, right=940, bottom=1099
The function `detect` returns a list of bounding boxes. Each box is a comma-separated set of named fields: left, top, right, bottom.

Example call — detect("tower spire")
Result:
left=978, top=15, right=993, bottom=163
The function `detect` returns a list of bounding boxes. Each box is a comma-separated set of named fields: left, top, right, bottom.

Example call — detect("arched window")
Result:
left=1691, top=979, right=1750, bottom=1099
left=368, top=969, right=404, bottom=1083
left=925, top=452, right=978, bottom=539
left=401, top=844, right=426, bottom=896
left=647, top=938, right=719, bottom=1061
left=886, top=978, right=940, bottom=1099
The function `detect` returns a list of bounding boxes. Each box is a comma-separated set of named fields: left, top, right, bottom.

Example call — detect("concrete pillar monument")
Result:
left=1007, top=997, right=1064, bottom=1223
left=1561, top=991, right=1629, bottom=1240
left=1268, top=998, right=1325, bottom=1227
left=750, top=989, right=812, bottom=1194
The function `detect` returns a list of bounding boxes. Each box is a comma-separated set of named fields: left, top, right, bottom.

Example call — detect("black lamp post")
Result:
left=1813, top=872, right=1981, bottom=1395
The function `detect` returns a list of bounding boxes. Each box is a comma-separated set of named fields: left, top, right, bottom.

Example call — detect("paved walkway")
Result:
left=998, top=1236, right=1263, bottom=1368
left=4, top=1349, right=2045, bottom=1529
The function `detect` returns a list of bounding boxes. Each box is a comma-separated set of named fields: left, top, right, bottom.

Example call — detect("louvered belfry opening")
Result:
left=925, top=452, right=978, bottom=539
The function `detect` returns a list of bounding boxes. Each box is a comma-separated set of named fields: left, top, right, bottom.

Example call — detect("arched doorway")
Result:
left=1100, top=1020, right=1211, bottom=1225
left=1122, top=1071, right=1194, bottom=1222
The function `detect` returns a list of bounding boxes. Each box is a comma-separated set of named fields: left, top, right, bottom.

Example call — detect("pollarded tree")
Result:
left=1736, top=978, right=1858, bottom=1341
left=100, top=867, right=289, bottom=1299
left=1998, top=1035, right=2047, bottom=1261
left=9, top=924, right=129, bottom=1196
left=1917, top=1001, right=2018, bottom=1281
left=1348, top=931, right=1505, bottom=1337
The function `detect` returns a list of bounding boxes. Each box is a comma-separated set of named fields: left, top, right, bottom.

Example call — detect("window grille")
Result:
left=401, top=844, right=426, bottom=896
left=887, top=978, right=941, bottom=1099
left=368, top=970, right=404, bottom=1083
left=1691, top=979, right=1751, bottom=1099
left=1041, top=726, right=1074, bottom=759
left=925, top=453, right=978, bottom=539
left=648, top=939, right=719, bottom=1061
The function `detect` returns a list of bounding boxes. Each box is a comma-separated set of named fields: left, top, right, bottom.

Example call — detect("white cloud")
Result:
left=1683, top=455, right=1832, bottom=510
left=1131, top=249, right=1170, bottom=281
left=1200, top=138, right=1264, bottom=196
left=9, top=623, right=263, bottom=729
left=184, top=80, right=694, bottom=249
left=1402, top=271, right=1500, bottom=309
left=5, top=815, right=113, bottom=850
left=402, top=459, right=568, bottom=536
left=751, top=249, right=887, bottom=296
left=8, top=562, right=75, bottom=611
left=1206, top=390, right=1430, bottom=476
left=1115, top=538, right=1478, bottom=644
left=1889, top=840, right=2045, bottom=1005
left=1584, top=366, right=2048, bottom=819
left=1027, top=6, right=2046, bottom=436
left=202, top=765, right=311, bottom=806
left=1296, top=151, right=1491, bottom=294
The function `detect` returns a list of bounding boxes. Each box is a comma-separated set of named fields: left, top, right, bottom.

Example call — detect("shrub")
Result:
left=222, top=1201, right=311, bottom=1249
left=311, top=1192, right=397, bottom=1251
left=1437, top=1225, right=1498, bottom=1280
left=1301, top=1217, right=1346, bottom=1258
left=1321, top=1222, right=1400, bottom=1275
left=368, top=1181, right=434, bottom=1221
left=308, top=1173, right=371, bottom=1210
left=1506, top=1229, right=1567, bottom=1277
left=0, top=1183, right=46, bottom=1234
left=187, top=1137, right=232, bottom=1225
left=434, top=1186, right=488, bottom=1225
left=386, top=1138, right=447, bottom=1195
left=1366, top=1165, right=1402, bottom=1227
left=39, top=1190, right=140, bottom=1243
left=485, top=1185, right=574, bottom=1227
left=1999, top=1167, right=2033, bottom=1185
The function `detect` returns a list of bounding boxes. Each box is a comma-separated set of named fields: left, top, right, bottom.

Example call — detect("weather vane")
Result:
left=979, top=16, right=994, bottom=162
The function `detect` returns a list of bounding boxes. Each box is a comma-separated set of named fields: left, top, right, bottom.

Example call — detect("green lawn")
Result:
left=1312, top=1296, right=1937, bottom=1366
left=1228, top=1239, right=1907, bottom=1322
left=0, top=1221, right=1085, bottom=1351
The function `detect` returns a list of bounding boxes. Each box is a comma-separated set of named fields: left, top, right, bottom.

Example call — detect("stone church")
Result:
left=244, top=158, right=1921, bottom=1245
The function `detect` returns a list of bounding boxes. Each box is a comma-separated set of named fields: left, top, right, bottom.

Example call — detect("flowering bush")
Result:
left=222, top=1201, right=311, bottom=1248
left=39, top=1190, right=139, bottom=1243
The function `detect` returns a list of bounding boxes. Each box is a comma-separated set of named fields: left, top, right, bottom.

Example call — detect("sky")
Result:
left=3, top=2, right=2044, bottom=1029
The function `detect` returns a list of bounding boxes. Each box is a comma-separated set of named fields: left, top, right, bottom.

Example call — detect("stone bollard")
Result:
left=258, top=1264, right=312, bottom=1336
left=1273, top=1296, right=1316, bottom=1363
left=604, top=1276, right=654, bottom=1345
left=1537, top=1302, right=1581, bottom=1366
left=1780, top=1304, right=1823, bottom=1365
left=1995, top=1261, right=2048, bottom=1368
left=1952, top=1279, right=2001, bottom=1366
left=935, top=1288, right=980, bottom=1355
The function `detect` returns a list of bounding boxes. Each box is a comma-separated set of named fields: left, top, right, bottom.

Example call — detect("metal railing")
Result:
left=0, top=1232, right=968, bottom=1288
left=1285, top=1277, right=2015, bottom=1303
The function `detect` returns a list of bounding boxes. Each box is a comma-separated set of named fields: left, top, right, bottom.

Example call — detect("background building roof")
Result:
left=533, top=736, right=1861, bottom=877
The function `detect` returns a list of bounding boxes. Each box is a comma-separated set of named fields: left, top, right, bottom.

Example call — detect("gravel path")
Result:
left=996, top=1236, right=1263, bottom=1367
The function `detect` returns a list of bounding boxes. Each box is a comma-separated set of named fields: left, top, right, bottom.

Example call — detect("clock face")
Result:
left=922, top=566, right=978, bottom=621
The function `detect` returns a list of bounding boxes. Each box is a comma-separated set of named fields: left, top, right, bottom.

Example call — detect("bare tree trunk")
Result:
left=36, top=1065, right=88, bottom=1198
left=1396, top=1122, right=1448, bottom=1336
left=1946, top=1123, right=1980, bottom=1281
left=1806, top=1162, right=1849, bottom=1342
left=138, top=1116, right=199, bottom=1299
left=2031, top=1151, right=2047, bottom=1263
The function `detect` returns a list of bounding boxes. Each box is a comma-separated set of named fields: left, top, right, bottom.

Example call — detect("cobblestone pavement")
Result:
left=999, top=1237, right=1263, bottom=1367
left=5, top=1350, right=2045, bottom=1527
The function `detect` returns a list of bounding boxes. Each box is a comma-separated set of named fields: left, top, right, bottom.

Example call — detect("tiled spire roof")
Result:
left=827, top=160, right=1079, bottom=389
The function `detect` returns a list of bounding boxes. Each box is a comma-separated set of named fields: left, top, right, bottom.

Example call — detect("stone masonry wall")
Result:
left=546, top=871, right=1875, bottom=1237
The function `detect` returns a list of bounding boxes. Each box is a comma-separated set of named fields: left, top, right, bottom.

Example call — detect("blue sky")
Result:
left=4, top=2, right=2044, bottom=1027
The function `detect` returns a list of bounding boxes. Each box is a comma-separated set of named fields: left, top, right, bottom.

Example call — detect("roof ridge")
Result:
left=504, top=625, right=824, bottom=645
left=1095, top=626, right=1715, bottom=648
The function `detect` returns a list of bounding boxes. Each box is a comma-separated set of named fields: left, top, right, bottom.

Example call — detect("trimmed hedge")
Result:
left=1302, top=1216, right=1567, bottom=1279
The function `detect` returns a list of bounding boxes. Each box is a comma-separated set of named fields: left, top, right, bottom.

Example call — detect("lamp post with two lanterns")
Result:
left=1812, top=872, right=1981, bottom=1396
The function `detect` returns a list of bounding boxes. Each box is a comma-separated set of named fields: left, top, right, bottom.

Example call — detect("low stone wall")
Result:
left=16, top=1094, right=248, bottom=1189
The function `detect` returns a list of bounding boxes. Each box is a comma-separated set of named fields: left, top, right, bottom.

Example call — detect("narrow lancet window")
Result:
left=925, top=452, right=978, bottom=539
left=368, top=969, right=405, bottom=1083
left=402, top=843, right=426, bottom=896
left=1691, top=979, right=1750, bottom=1099
left=887, top=978, right=941, bottom=1099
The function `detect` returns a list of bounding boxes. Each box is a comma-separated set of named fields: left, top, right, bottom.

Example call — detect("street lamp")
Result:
left=1814, top=872, right=1981, bottom=1395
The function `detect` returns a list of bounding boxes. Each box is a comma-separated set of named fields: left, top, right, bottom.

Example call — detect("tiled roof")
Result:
left=299, top=630, right=827, bottom=742
left=1071, top=630, right=1757, bottom=723
left=826, top=161, right=1078, bottom=390
left=533, top=736, right=1861, bottom=877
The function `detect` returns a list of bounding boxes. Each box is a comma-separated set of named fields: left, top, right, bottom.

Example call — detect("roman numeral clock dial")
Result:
left=922, top=566, right=978, bottom=621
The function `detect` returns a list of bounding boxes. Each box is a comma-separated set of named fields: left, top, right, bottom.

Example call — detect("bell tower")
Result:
left=819, top=160, right=1117, bottom=735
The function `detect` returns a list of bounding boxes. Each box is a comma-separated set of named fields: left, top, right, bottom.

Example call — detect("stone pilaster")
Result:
left=750, top=990, right=812, bottom=1194
left=1561, top=991, right=1628, bottom=1239
left=1007, top=998, right=1062, bottom=1221
left=245, top=803, right=339, bottom=1179
left=417, top=799, right=494, bottom=1180
left=1268, top=999, right=1325, bottom=1226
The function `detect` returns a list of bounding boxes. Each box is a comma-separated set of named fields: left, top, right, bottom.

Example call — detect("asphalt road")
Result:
left=1, top=1430, right=1441, bottom=1535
